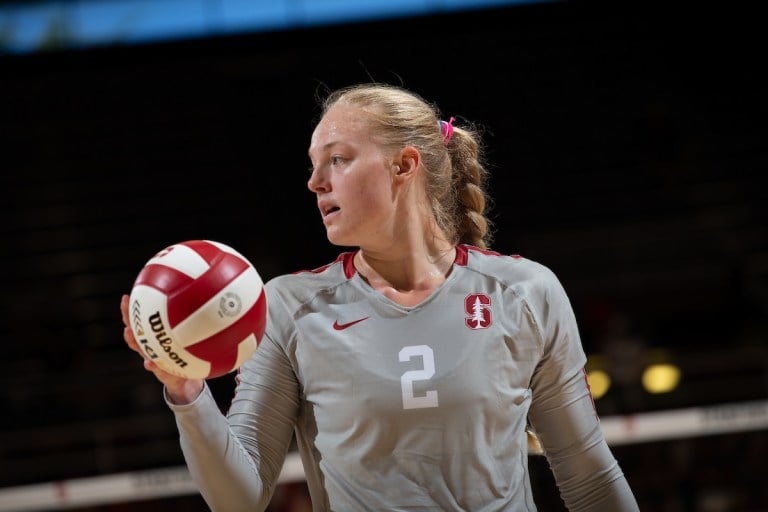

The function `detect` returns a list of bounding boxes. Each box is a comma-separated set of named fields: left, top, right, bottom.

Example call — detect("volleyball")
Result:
left=128, top=240, right=267, bottom=379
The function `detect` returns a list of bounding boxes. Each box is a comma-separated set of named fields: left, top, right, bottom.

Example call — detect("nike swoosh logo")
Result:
left=333, top=317, right=370, bottom=330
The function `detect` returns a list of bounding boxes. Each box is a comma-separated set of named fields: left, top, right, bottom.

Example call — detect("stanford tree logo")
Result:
left=465, top=293, right=491, bottom=329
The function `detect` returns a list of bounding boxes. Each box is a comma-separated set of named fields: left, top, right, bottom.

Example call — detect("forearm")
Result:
left=169, top=384, right=275, bottom=512
left=530, top=373, right=639, bottom=512
left=545, top=432, right=638, bottom=511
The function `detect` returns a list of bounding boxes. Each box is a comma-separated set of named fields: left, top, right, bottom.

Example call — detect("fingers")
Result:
left=121, top=293, right=198, bottom=394
left=120, top=294, right=130, bottom=326
left=144, top=357, right=161, bottom=374
left=144, top=359, right=176, bottom=385
left=120, top=294, right=143, bottom=356
left=124, top=326, right=140, bottom=352
left=144, top=359, right=176, bottom=382
left=143, top=359, right=204, bottom=403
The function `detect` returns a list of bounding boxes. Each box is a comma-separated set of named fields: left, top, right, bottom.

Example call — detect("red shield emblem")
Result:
left=465, top=293, right=491, bottom=329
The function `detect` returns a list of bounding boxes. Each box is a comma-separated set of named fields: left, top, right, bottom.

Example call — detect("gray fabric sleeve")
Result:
left=167, top=331, right=299, bottom=512
left=527, top=268, right=639, bottom=512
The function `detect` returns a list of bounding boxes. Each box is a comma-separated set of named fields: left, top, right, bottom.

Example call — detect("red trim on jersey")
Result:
left=455, top=244, right=504, bottom=266
left=341, top=251, right=357, bottom=279
left=582, top=367, right=600, bottom=421
left=293, top=251, right=358, bottom=279
left=455, top=244, right=469, bottom=266
left=186, top=289, right=267, bottom=377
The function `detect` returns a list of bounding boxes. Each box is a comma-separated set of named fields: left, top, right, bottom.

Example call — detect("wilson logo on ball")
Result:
left=129, top=240, right=267, bottom=379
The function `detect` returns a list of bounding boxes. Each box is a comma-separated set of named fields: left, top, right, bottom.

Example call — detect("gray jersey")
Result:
left=169, top=245, right=639, bottom=511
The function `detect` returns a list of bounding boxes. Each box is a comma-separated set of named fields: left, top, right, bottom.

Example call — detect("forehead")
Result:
left=309, top=105, right=372, bottom=154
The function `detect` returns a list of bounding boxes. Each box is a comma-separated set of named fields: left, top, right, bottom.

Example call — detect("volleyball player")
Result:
left=121, top=83, right=639, bottom=511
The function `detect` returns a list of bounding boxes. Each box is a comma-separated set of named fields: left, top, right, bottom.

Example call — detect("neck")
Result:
left=354, top=243, right=456, bottom=295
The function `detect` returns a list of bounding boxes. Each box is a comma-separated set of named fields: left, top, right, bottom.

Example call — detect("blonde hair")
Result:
left=320, top=83, right=494, bottom=249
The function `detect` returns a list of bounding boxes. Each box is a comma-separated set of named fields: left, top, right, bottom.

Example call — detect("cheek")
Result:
left=345, top=167, right=390, bottom=203
left=352, top=177, right=392, bottom=214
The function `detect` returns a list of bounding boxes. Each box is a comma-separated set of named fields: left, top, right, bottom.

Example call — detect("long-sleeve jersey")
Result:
left=168, top=244, right=639, bottom=511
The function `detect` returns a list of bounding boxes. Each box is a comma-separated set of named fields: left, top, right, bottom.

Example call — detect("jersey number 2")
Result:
left=399, top=345, right=439, bottom=410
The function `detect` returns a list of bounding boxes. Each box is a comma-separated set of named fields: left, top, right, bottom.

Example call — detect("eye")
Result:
left=330, top=155, right=345, bottom=166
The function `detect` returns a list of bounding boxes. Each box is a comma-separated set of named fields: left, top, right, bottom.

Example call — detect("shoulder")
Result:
left=264, top=251, right=357, bottom=307
left=456, top=244, right=559, bottom=290
left=260, top=251, right=357, bottom=348
left=457, top=245, right=570, bottom=317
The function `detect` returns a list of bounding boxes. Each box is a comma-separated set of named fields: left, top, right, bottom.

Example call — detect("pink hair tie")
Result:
left=439, top=116, right=455, bottom=146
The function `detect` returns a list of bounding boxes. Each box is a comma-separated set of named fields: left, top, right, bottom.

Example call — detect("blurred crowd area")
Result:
left=1, top=3, right=765, bottom=512
left=65, top=430, right=766, bottom=512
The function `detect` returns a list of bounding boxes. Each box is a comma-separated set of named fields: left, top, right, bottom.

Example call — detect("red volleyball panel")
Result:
left=134, top=264, right=194, bottom=294
left=185, top=290, right=267, bottom=377
left=182, top=240, right=224, bottom=265
left=166, top=252, right=251, bottom=328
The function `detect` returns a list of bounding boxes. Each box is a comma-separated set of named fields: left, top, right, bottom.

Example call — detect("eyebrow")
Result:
left=308, top=140, right=345, bottom=159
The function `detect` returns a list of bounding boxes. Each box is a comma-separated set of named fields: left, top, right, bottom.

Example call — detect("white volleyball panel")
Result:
left=173, top=265, right=264, bottom=348
left=129, top=285, right=211, bottom=379
left=145, top=243, right=211, bottom=279
left=234, top=333, right=259, bottom=369
left=208, top=240, right=249, bottom=258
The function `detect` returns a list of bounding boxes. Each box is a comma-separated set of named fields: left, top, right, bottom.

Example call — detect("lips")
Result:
left=318, top=200, right=340, bottom=219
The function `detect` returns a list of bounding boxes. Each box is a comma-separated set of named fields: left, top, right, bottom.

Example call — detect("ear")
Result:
left=393, top=146, right=421, bottom=182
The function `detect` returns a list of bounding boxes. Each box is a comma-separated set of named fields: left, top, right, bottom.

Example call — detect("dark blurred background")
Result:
left=1, top=1, right=766, bottom=511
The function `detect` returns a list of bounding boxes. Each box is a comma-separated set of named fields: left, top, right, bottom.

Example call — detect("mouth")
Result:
left=323, top=207, right=340, bottom=224
left=319, top=202, right=340, bottom=218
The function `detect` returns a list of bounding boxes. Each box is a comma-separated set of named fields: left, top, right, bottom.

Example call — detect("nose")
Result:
left=307, top=168, right=329, bottom=193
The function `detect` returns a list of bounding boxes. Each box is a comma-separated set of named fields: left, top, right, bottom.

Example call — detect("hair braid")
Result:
left=446, top=125, right=493, bottom=249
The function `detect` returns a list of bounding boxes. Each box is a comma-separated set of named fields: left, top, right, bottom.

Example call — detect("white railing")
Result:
left=1, top=399, right=766, bottom=511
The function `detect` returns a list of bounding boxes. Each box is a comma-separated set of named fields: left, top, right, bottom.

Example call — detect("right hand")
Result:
left=120, top=294, right=204, bottom=404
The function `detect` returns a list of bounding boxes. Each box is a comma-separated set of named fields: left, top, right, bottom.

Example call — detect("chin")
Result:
left=325, top=230, right=357, bottom=248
